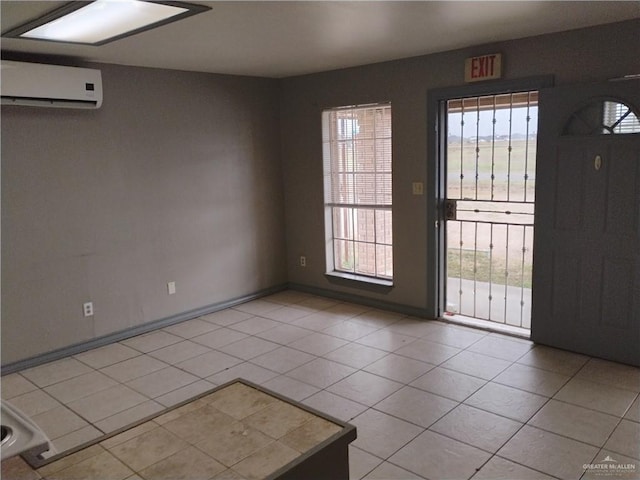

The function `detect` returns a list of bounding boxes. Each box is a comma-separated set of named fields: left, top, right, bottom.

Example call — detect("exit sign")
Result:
left=465, top=54, right=502, bottom=82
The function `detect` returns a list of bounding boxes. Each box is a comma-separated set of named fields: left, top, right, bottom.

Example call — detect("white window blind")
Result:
left=322, top=104, right=393, bottom=280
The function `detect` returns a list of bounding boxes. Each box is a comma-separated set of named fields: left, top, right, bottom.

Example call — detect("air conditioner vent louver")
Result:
left=1, top=60, right=102, bottom=109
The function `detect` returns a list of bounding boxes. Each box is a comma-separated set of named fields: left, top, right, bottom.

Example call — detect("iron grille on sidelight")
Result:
left=322, top=104, right=393, bottom=280
left=446, top=92, right=538, bottom=328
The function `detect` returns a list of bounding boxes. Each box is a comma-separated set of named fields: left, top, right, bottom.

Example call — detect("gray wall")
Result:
left=2, top=64, right=287, bottom=364
left=280, top=19, right=640, bottom=310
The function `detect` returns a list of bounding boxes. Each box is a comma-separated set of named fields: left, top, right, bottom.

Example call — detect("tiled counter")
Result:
left=19, top=380, right=357, bottom=480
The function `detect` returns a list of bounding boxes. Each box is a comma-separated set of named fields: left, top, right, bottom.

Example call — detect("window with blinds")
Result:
left=322, top=103, right=393, bottom=281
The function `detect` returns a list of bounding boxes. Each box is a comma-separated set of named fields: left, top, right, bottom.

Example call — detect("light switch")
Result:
left=412, top=182, right=424, bottom=195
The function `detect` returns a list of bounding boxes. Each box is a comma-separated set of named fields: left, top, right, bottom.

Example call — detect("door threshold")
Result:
left=441, top=313, right=531, bottom=340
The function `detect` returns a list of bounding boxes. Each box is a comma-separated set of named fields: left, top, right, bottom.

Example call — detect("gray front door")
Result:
left=531, top=80, right=640, bottom=366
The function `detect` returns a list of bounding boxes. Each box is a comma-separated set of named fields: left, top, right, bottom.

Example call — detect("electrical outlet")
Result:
left=167, top=281, right=176, bottom=295
left=300, top=256, right=307, bottom=267
left=83, top=302, right=94, bottom=317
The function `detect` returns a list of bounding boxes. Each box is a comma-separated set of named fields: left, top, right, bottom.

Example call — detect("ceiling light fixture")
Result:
left=2, top=0, right=210, bottom=46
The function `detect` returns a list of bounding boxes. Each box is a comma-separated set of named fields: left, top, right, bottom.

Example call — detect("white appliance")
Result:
left=0, top=60, right=102, bottom=109
left=1, top=401, right=52, bottom=463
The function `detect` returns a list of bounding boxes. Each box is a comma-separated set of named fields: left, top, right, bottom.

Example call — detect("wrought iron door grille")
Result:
left=445, top=92, right=537, bottom=328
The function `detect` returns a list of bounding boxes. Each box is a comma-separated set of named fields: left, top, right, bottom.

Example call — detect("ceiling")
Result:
left=1, top=1, right=639, bottom=78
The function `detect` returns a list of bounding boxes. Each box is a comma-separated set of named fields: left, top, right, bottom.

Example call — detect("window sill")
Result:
left=325, top=271, right=394, bottom=291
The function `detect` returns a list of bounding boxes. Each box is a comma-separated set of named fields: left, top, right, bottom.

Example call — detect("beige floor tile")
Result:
left=325, top=303, right=371, bottom=320
left=255, top=324, right=314, bottom=345
left=421, top=325, right=487, bottom=349
left=430, top=404, right=522, bottom=453
left=37, top=444, right=105, bottom=477
left=67, top=384, right=149, bottom=423
left=138, top=445, right=226, bottom=480
left=465, top=382, right=548, bottom=422
left=554, top=377, right=637, bottom=417
left=162, top=405, right=236, bottom=445
left=280, top=416, right=342, bottom=453
left=21, top=358, right=93, bottom=388
left=321, top=320, right=379, bottom=341
left=147, top=340, right=211, bottom=364
left=212, top=469, right=246, bottom=479
left=363, top=461, right=423, bottom=480
left=355, top=330, right=417, bottom=352
left=1, top=455, right=42, bottom=480
left=9, top=389, right=61, bottom=417
left=218, top=337, right=280, bottom=360
left=100, top=422, right=159, bottom=450
left=260, top=375, right=320, bottom=402
left=190, top=328, right=248, bottom=349
left=263, top=290, right=313, bottom=305
left=101, top=355, right=168, bottom=383
left=108, top=426, right=189, bottom=472
left=232, top=300, right=282, bottom=316
left=176, top=351, right=242, bottom=378
left=195, top=422, right=273, bottom=467
left=250, top=346, right=315, bottom=374
left=626, top=396, right=640, bottom=422
left=32, top=405, right=89, bottom=440
left=295, top=296, right=340, bottom=311
left=516, top=345, right=589, bottom=376
left=259, top=306, right=312, bottom=323
left=46, top=449, right=134, bottom=480
left=410, top=366, right=487, bottom=402
left=389, top=430, right=491, bottom=480
left=74, top=344, right=140, bottom=369
left=324, top=343, right=389, bottom=369
left=286, top=358, right=356, bottom=389
left=94, top=400, right=165, bottom=434
left=529, top=399, right=620, bottom=447
left=288, top=333, right=349, bottom=356
left=327, top=371, right=403, bottom=407
left=162, top=318, right=220, bottom=339
left=302, top=390, right=368, bottom=422
left=576, top=358, right=640, bottom=392
left=291, top=312, right=344, bottom=332
left=349, top=446, right=383, bottom=480
left=125, top=367, right=199, bottom=398
left=51, top=425, right=103, bottom=454
left=199, top=309, right=253, bottom=327
left=206, top=363, right=279, bottom=386
left=471, top=456, right=556, bottom=480
left=493, top=362, right=570, bottom=397
left=467, top=335, right=533, bottom=361
left=155, top=379, right=216, bottom=407
left=440, top=350, right=511, bottom=380
left=1, top=373, right=38, bottom=400
left=604, top=419, right=640, bottom=460
left=121, top=331, right=183, bottom=354
left=375, top=386, right=457, bottom=428
left=498, top=425, right=599, bottom=479
left=228, top=316, right=282, bottom=335
left=44, top=371, right=119, bottom=404
left=232, top=441, right=299, bottom=480
left=351, top=310, right=405, bottom=328
left=395, top=339, right=460, bottom=365
left=364, top=354, right=434, bottom=384
left=351, top=409, right=423, bottom=458
left=206, top=382, right=278, bottom=420
left=244, top=401, right=315, bottom=439
left=386, top=318, right=440, bottom=337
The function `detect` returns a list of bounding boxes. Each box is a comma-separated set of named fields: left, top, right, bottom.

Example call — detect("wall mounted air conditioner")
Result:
left=1, top=60, right=102, bottom=109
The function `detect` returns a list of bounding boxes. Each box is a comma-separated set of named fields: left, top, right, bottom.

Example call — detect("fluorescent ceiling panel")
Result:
left=5, top=1, right=209, bottom=45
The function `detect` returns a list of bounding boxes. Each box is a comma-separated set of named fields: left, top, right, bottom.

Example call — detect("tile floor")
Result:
left=1, top=289, right=639, bottom=480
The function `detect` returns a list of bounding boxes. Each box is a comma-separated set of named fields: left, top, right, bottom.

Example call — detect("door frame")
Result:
left=425, top=75, right=554, bottom=319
